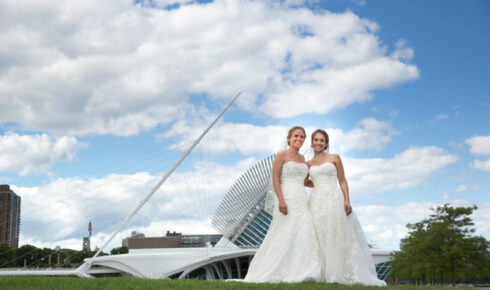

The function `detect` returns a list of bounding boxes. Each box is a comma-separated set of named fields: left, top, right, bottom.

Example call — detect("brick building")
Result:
left=0, top=185, right=21, bottom=248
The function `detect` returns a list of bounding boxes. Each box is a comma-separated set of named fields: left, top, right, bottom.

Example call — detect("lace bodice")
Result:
left=280, top=161, right=308, bottom=184
left=309, top=162, right=338, bottom=188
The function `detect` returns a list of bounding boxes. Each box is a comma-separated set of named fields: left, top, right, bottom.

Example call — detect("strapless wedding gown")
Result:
left=244, top=161, right=322, bottom=283
left=309, top=162, right=386, bottom=286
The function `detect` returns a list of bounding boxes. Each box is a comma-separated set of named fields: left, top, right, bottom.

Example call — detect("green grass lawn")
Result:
left=0, top=276, right=460, bottom=290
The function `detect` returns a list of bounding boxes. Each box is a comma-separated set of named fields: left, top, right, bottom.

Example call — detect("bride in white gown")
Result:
left=307, top=129, right=386, bottom=286
left=244, top=126, right=322, bottom=283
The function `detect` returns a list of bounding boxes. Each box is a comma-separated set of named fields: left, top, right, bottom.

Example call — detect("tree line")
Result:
left=0, top=244, right=128, bottom=268
left=390, top=204, right=490, bottom=285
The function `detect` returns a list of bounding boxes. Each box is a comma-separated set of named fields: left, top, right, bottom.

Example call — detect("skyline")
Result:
left=0, top=0, right=489, bottom=251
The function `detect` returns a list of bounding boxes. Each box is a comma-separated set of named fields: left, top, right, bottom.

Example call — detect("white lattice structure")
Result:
left=212, top=155, right=274, bottom=247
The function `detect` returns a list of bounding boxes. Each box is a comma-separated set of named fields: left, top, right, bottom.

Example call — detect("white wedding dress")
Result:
left=309, top=162, right=386, bottom=286
left=244, top=161, right=322, bottom=283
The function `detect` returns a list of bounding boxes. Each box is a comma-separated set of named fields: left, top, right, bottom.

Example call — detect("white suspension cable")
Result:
left=83, top=92, right=241, bottom=272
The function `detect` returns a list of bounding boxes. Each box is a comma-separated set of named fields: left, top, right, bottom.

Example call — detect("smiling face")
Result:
left=311, top=130, right=329, bottom=153
left=287, top=127, right=306, bottom=150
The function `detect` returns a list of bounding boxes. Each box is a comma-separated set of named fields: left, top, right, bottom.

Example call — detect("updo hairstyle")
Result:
left=287, top=126, right=306, bottom=146
left=311, top=129, right=329, bottom=151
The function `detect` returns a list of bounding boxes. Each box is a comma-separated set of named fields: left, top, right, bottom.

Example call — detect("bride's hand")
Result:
left=279, top=199, right=288, bottom=215
left=344, top=201, right=352, bottom=215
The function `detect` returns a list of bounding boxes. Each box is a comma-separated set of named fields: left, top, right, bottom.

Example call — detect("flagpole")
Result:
left=81, top=93, right=241, bottom=273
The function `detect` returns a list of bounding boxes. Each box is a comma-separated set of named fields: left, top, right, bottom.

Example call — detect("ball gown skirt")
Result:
left=309, top=162, right=386, bottom=286
left=244, top=161, right=322, bottom=283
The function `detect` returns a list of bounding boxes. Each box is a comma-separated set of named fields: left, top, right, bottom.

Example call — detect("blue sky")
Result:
left=0, top=0, right=489, bottom=251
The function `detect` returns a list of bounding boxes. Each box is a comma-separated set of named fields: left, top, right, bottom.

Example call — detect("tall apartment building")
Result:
left=0, top=185, right=21, bottom=248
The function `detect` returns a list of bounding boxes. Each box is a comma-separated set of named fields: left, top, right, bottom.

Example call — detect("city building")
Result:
left=0, top=184, right=21, bottom=249
left=122, top=230, right=222, bottom=249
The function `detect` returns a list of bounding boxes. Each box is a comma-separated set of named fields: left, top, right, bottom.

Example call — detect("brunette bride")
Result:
left=307, top=129, right=386, bottom=286
left=244, top=126, right=322, bottom=283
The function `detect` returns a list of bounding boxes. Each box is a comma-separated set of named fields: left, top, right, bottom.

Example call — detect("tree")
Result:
left=14, top=244, right=39, bottom=267
left=0, top=244, right=15, bottom=267
left=391, top=204, right=490, bottom=285
left=110, top=246, right=128, bottom=255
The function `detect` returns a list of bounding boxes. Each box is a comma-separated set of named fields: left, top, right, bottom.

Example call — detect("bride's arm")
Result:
left=335, top=154, right=352, bottom=215
left=304, top=161, right=314, bottom=187
left=273, top=153, right=288, bottom=215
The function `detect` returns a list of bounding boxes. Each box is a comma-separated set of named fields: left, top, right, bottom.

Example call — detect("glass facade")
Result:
left=375, top=261, right=391, bottom=280
left=234, top=209, right=272, bottom=247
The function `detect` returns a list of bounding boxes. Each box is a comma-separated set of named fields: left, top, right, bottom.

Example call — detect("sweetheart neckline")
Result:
left=284, top=160, right=307, bottom=166
left=309, top=162, right=336, bottom=169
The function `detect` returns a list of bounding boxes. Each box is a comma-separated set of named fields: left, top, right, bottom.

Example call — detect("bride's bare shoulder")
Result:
left=274, top=150, right=288, bottom=163
left=276, top=150, right=286, bottom=156
left=329, top=154, right=343, bottom=164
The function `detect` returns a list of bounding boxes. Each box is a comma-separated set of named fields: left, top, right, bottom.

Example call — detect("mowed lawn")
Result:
left=0, top=276, right=458, bottom=289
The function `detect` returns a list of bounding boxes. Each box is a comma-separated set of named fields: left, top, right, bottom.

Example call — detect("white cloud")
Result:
left=13, top=158, right=255, bottom=250
left=355, top=201, right=490, bottom=250
left=344, top=146, right=458, bottom=194
left=355, top=202, right=425, bottom=249
left=163, top=114, right=396, bottom=155
left=0, top=0, right=418, bottom=136
left=141, top=0, right=196, bottom=8
left=328, top=118, right=397, bottom=152
left=454, top=184, right=467, bottom=194
left=351, top=0, right=366, bottom=7
left=466, top=135, right=490, bottom=156
left=161, top=109, right=289, bottom=155
left=0, top=132, right=86, bottom=175
left=430, top=114, right=448, bottom=124
left=11, top=152, right=486, bottom=254
left=164, top=120, right=455, bottom=196
left=473, top=202, right=490, bottom=240
left=391, top=39, right=413, bottom=61
left=471, top=159, right=490, bottom=171
left=465, top=135, right=490, bottom=171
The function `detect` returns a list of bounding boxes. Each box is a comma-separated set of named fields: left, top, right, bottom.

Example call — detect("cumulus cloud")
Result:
left=471, top=159, right=490, bottom=171
left=164, top=120, right=455, bottom=196
left=163, top=111, right=396, bottom=155
left=0, top=132, right=86, bottom=175
left=344, top=146, right=458, bottom=194
left=13, top=157, right=255, bottom=250
left=355, top=201, right=490, bottom=250
left=161, top=112, right=289, bottom=155
left=10, top=150, right=479, bottom=253
left=0, top=0, right=418, bottom=136
left=465, top=135, right=490, bottom=171
left=466, top=135, right=490, bottom=155
left=328, top=118, right=397, bottom=152
left=355, top=202, right=433, bottom=249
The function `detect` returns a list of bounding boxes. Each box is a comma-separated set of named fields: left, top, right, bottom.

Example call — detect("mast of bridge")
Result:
left=76, top=92, right=241, bottom=278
